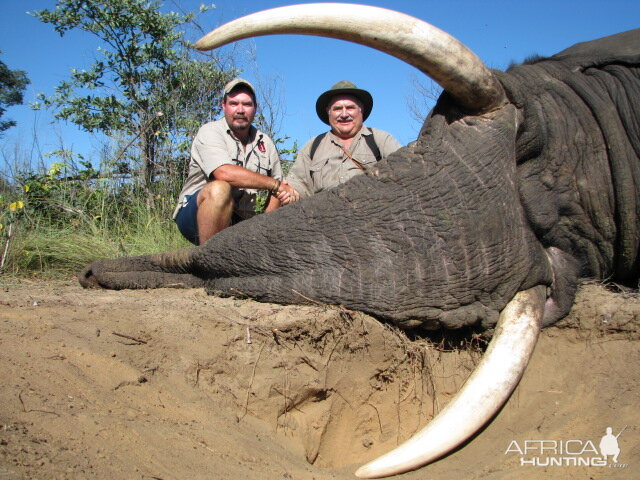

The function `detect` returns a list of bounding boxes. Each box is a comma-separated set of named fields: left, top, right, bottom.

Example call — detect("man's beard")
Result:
left=231, top=116, right=250, bottom=131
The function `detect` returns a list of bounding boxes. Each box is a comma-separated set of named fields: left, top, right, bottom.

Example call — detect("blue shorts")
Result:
left=175, top=191, right=201, bottom=245
left=174, top=190, right=245, bottom=245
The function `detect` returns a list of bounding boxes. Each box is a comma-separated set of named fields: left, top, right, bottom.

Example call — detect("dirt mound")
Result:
left=0, top=280, right=638, bottom=479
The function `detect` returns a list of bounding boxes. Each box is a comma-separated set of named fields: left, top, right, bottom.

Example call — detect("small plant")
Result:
left=0, top=195, right=25, bottom=270
left=255, top=138, right=297, bottom=213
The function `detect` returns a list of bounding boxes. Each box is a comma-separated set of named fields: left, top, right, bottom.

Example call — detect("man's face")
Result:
left=327, top=95, right=363, bottom=139
left=222, top=89, right=256, bottom=133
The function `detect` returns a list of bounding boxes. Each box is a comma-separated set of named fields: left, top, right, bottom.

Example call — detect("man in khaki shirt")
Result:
left=174, top=78, right=295, bottom=244
left=280, top=81, right=401, bottom=202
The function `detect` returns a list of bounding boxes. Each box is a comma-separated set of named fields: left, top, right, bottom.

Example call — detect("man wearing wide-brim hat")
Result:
left=280, top=80, right=401, bottom=202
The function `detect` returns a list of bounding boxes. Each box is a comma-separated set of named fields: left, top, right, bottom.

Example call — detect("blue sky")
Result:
left=1, top=0, right=639, bottom=171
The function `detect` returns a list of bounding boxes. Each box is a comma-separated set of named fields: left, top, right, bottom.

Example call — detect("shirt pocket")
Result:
left=255, top=163, right=273, bottom=177
left=248, top=151, right=273, bottom=176
left=353, top=150, right=378, bottom=168
left=309, top=156, right=332, bottom=192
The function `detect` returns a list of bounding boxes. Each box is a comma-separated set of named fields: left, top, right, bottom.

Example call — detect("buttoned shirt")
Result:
left=286, top=126, right=401, bottom=198
left=173, top=117, right=282, bottom=220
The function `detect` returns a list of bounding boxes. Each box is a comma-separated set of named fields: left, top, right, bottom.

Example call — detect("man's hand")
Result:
left=276, top=180, right=300, bottom=205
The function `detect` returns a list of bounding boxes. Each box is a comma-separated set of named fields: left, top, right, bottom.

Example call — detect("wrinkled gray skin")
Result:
left=81, top=30, right=640, bottom=331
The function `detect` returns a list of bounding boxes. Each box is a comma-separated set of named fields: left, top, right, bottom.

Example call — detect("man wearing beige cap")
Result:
left=281, top=80, right=401, bottom=203
left=173, top=78, right=294, bottom=244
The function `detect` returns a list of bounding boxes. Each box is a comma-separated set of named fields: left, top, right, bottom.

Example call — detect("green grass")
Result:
left=1, top=197, right=191, bottom=277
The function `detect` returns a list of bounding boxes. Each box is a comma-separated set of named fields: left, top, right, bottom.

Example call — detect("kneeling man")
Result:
left=174, top=78, right=295, bottom=244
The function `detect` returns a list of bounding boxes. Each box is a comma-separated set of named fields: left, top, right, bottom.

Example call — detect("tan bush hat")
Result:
left=315, top=80, right=373, bottom=125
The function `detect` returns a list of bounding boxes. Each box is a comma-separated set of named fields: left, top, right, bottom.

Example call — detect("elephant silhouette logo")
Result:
left=599, top=426, right=626, bottom=463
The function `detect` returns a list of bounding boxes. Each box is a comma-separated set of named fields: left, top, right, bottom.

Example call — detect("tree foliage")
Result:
left=0, top=54, right=30, bottom=135
left=31, top=0, right=235, bottom=193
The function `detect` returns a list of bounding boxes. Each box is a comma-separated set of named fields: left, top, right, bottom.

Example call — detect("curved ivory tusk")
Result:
left=355, top=286, right=547, bottom=478
left=195, top=3, right=505, bottom=113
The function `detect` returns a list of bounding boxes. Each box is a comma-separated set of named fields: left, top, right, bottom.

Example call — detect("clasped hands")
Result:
left=274, top=180, right=300, bottom=205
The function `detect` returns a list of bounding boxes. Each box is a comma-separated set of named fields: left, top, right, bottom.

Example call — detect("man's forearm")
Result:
left=212, top=164, right=279, bottom=191
left=264, top=194, right=281, bottom=212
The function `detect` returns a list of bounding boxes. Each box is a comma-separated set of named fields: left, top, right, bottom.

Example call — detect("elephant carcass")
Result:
left=79, top=4, right=640, bottom=479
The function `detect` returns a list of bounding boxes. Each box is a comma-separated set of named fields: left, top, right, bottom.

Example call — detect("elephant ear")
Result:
left=541, top=29, right=640, bottom=283
left=549, top=29, right=640, bottom=68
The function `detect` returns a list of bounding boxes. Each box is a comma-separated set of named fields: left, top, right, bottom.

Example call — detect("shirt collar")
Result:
left=225, top=123, right=258, bottom=145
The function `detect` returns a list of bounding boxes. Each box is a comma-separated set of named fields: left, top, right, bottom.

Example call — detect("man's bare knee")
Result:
left=196, top=180, right=234, bottom=244
left=198, top=180, right=232, bottom=208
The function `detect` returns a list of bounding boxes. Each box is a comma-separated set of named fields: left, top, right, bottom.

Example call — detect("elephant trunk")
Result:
left=195, top=3, right=506, bottom=113
left=355, top=286, right=546, bottom=478
left=79, top=248, right=205, bottom=290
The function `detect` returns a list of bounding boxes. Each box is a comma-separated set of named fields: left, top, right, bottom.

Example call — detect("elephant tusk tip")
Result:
left=352, top=286, right=546, bottom=479
left=353, top=466, right=376, bottom=479
left=193, top=39, right=209, bottom=51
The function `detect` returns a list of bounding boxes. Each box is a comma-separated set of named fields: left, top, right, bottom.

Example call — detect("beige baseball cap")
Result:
left=223, top=77, right=256, bottom=100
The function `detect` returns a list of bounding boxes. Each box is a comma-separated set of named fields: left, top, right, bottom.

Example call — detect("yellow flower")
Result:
left=9, top=201, right=24, bottom=211
left=24, top=184, right=30, bottom=192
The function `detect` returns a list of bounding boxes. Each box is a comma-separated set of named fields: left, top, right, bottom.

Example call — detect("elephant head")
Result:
left=81, top=4, right=640, bottom=478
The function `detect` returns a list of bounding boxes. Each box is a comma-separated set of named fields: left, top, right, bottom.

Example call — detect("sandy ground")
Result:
left=0, top=278, right=638, bottom=480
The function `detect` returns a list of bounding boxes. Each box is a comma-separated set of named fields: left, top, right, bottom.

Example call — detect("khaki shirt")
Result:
left=286, top=126, right=401, bottom=198
left=173, top=118, right=282, bottom=220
